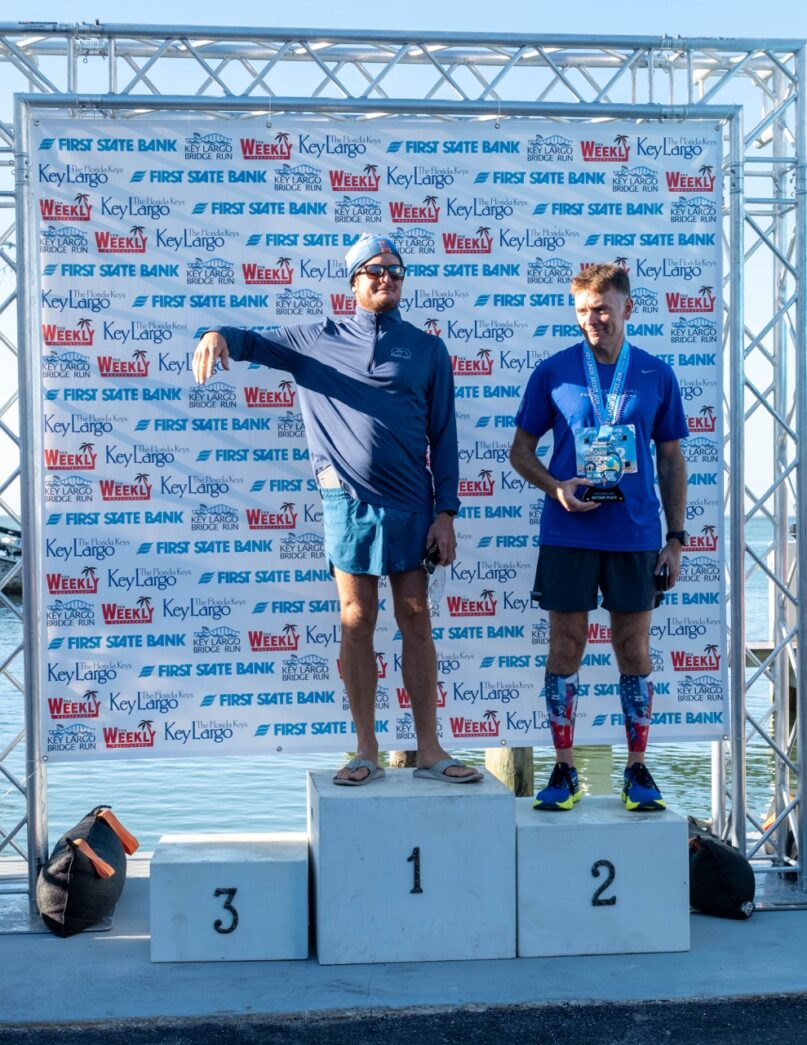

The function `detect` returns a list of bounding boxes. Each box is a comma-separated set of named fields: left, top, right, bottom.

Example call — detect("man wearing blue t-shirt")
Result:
left=509, top=263, right=688, bottom=812
left=192, top=233, right=482, bottom=787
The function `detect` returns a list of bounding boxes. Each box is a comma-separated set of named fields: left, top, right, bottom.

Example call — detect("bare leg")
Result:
left=390, top=569, right=477, bottom=779
left=332, top=569, right=380, bottom=783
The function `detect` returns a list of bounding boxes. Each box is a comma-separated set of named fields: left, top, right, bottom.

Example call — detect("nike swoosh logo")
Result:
left=641, top=368, right=654, bottom=373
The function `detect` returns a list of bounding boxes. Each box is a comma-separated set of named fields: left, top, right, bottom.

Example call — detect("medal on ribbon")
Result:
left=579, top=344, right=631, bottom=503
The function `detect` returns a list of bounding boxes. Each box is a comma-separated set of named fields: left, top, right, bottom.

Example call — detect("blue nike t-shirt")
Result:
left=514, top=342, right=688, bottom=551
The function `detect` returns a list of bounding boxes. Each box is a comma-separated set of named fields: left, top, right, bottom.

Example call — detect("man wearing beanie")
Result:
left=193, top=233, right=481, bottom=785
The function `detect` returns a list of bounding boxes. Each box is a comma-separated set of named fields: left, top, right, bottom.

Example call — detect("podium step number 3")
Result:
left=149, top=832, right=308, bottom=963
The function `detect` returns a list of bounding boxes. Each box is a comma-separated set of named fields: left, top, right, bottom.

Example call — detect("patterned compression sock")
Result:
left=544, top=671, right=579, bottom=751
left=619, top=673, right=654, bottom=752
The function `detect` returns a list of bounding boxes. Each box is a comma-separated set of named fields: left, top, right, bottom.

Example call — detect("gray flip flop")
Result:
left=333, top=757, right=385, bottom=787
left=413, top=758, right=483, bottom=784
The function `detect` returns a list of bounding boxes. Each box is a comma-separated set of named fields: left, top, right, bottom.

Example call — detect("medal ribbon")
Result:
left=582, top=342, right=631, bottom=428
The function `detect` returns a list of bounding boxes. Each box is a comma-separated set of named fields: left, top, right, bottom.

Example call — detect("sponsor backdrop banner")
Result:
left=30, top=116, right=725, bottom=762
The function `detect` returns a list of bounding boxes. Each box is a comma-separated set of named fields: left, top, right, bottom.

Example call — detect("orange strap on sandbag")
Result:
left=70, top=838, right=116, bottom=879
left=97, top=809, right=140, bottom=854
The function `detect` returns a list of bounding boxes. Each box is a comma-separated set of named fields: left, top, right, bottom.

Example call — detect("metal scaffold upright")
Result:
left=0, top=23, right=805, bottom=912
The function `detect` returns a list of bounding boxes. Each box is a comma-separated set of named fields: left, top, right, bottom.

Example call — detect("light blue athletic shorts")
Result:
left=320, top=488, right=433, bottom=576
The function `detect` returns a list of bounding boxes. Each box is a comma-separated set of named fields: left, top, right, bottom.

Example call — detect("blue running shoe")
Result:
left=533, top=762, right=580, bottom=811
left=621, top=762, right=666, bottom=811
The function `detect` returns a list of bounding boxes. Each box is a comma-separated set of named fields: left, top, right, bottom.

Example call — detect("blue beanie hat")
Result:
left=345, top=233, right=403, bottom=281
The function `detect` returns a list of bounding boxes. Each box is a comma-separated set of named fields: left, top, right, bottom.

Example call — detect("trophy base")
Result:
left=582, top=486, right=624, bottom=503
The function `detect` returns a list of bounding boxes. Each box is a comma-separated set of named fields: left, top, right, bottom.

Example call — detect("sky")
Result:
left=11, top=0, right=807, bottom=41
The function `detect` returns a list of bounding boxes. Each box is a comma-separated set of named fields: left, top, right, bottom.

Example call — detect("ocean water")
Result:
left=0, top=516, right=780, bottom=855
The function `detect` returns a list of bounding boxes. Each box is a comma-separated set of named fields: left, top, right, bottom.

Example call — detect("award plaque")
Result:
left=581, top=438, right=625, bottom=502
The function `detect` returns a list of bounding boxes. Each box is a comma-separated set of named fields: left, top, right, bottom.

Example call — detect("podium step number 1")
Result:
left=308, top=769, right=517, bottom=965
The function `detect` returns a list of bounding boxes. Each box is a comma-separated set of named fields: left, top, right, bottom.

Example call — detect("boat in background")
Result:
left=0, top=521, right=21, bottom=592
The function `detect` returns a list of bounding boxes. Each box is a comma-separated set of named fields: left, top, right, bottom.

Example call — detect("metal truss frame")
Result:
left=0, top=24, right=805, bottom=905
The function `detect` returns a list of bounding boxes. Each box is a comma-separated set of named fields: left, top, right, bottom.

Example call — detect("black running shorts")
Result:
left=532, top=545, right=662, bottom=613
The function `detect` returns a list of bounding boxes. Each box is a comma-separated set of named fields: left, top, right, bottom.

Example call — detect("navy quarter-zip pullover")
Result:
left=210, top=305, right=460, bottom=516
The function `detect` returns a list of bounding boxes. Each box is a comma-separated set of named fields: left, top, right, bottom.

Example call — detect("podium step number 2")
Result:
left=516, top=795, right=690, bottom=957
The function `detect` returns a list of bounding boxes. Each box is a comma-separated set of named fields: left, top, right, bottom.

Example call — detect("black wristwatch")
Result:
left=666, top=530, right=688, bottom=546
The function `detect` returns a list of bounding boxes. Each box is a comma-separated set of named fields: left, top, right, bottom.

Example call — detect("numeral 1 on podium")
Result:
left=407, top=847, right=423, bottom=894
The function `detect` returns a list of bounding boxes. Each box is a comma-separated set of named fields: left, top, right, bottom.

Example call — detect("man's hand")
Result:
left=656, top=540, right=684, bottom=588
left=192, top=331, right=230, bottom=385
left=510, top=428, right=597, bottom=513
left=554, top=477, right=599, bottom=513
left=425, top=512, right=457, bottom=566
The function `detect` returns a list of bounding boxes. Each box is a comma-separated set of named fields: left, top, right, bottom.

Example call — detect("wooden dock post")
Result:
left=485, top=747, right=534, bottom=796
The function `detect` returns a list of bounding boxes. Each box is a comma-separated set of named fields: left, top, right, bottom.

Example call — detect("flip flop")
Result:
left=333, top=758, right=385, bottom=787
left=413, top=758, right=483, bottom=784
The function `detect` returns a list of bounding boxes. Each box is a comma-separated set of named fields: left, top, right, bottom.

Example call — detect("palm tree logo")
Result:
left=423, top=195, right=438, bottom=210
left=278, top=379, right=294, bottom=402
left=132, top=349, right=148, bottom=369
left=129, top=225, right=145, bottom=240
left=699, top=285, right=714, bottom=301
left=282, top=623, right=298, bottom=646
left=74, top=192, right=90, bottom=209
left=476, top=226, right=492, bottom=241
left=133, top=473, right=150, bottom=486
left=137, top=720, right=155, bottom=738
left=76, top=317, right=93, bottom=341
left=424, top=318, right=440, bottom=336
left=277, top=256, right=292, bottom=270
left=280, top=501, right=295, bottom=519
left=614, top=134, right=629, bottom=149
left=481, top=588, right=495, bottom=603
left=136, top=596, right=153, bottom=616
left=704, top=643, right=719, bottom=658
left=483, top=709, right=499, bottom=723
left=274, top=131, right=291, bottom=151
left=479, top=468, right=493, bottom=485
left=78, top=442, right=95, bottom=458
left=699, top=164, right=714, bottom=178
left=701, top=524, right=716, bottom=538
left=614, top=256, right=629, bottom=271
left=363, top=163, right=379, bottom=180
left=81, top=565, right=98, bottom=589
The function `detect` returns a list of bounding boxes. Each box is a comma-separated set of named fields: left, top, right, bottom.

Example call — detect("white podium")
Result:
left=308, top=769, right=516, bottom=965
left=516, top=795, right=690, bottom=957
left=149, top=832, right=308, bottom=963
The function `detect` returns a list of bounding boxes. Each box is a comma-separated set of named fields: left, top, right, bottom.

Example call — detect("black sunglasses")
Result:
left=358, top=263, right=406, bottom=281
